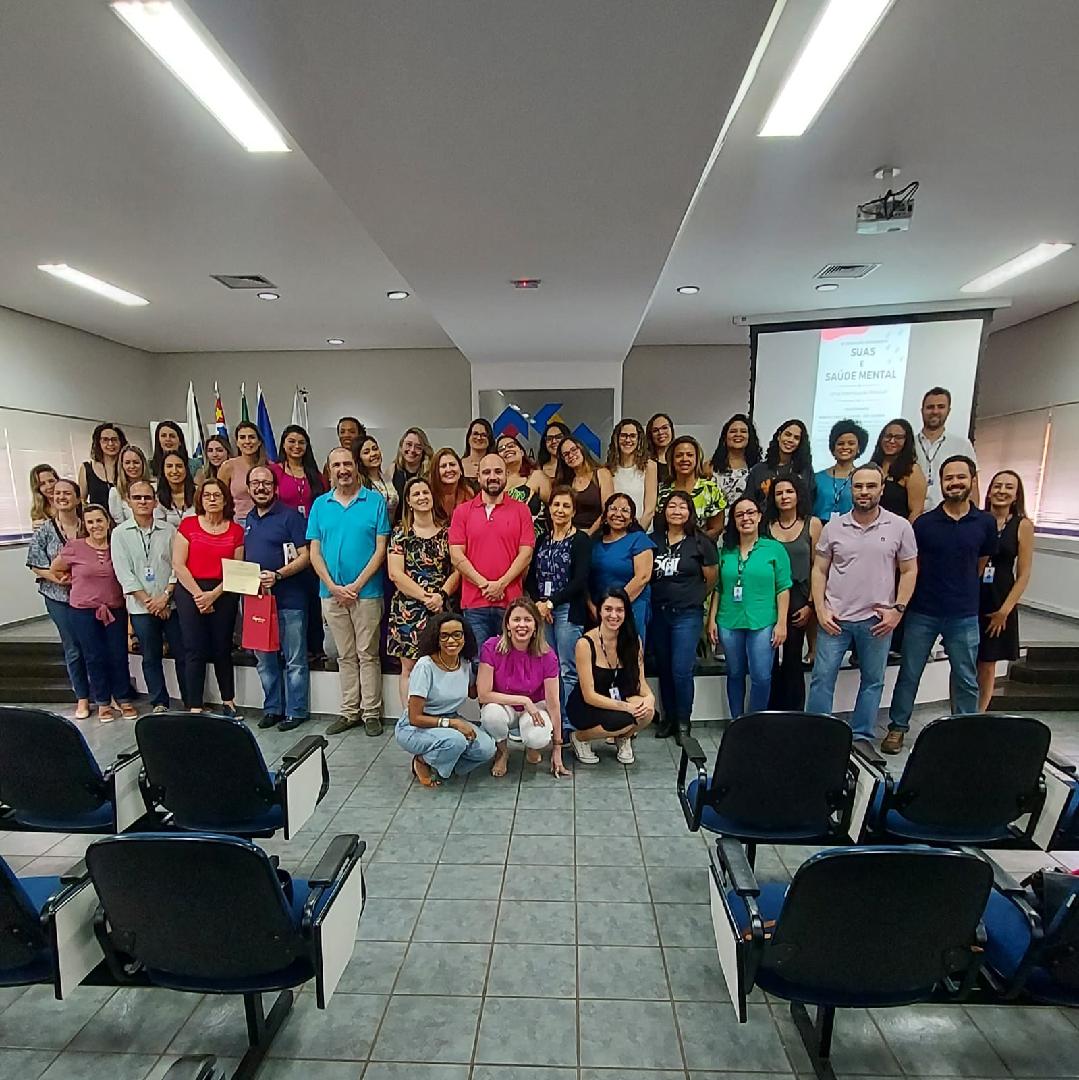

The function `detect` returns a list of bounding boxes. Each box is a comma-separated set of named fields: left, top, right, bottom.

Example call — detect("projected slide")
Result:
left=810, top=324, right=911, bottom=464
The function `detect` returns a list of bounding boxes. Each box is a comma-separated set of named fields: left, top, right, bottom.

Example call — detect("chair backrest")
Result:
left=0, top=855, right=48, bottom=971
left=85, top=833, right=302, bottom=979
left=1035, top=872, right=1079, bottom=988
left=709, top=712, right=852, bottom=831
left=770, top=846, right=992, bottom=998
left=135, top=713, right=276, bottom=827
left=894, top=714, right=1050, bottom=828
left=0, top=706, right=106, bottom=820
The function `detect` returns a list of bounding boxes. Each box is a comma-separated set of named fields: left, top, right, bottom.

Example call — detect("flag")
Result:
left=185, top=381, right=206, bottom=465
left=291, top=386, right=309, bottom=430
left=239, top=382, right=250, bottom=423
left=213, top=382, right=228, bottom=438
left=256, top=383, right=278, bottom=462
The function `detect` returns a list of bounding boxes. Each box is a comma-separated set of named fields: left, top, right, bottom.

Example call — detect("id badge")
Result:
left=298, top=505, right=306, bottom=518
left=283, top=542, right=298, bottom=563
left=608, top=687, right=622, bottom=702
left=982, top=564, right=996, bottom=585
left=144, top=566, right=156, bottom=584
left=732, top=584, right=743, bottom=603
left=542, top=580, right=553, bottom=598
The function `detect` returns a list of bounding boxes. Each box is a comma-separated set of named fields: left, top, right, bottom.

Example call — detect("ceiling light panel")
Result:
left=960, top=243, right=1074, bottom=294
left=759, top=0, right=894, bottom=137
left=37, top=263, right=149, bottom=306
left=111, top=1, right=290, bottom=153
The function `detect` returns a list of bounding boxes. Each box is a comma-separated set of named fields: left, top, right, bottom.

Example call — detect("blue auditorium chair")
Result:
left=0, top=706, right=144, bottom=833
left=135, top=712, right=328, bottom=839
left=982, top=862, right=1079, bottom=1004
left=676, top=712, right=877, bottom=864
left=0, top=853, right=63, bottom=988
left=710, top=838, right=992, bottom=1080
left=85, top=831, right=366, bottom=1077
left=868, top=714, right=1050, bottom=846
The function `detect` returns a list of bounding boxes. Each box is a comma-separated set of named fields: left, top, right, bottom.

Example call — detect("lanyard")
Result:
left=137, top=525, right=155, bottom=564
left=918, top=432, right=947, bottom=486
left=736, top=541, right=757, bottom=585
left=830, top=470, right=852, bottom=510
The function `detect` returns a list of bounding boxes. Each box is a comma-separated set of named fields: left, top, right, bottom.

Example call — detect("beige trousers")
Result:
left=322, top=597, right=383, bottom=721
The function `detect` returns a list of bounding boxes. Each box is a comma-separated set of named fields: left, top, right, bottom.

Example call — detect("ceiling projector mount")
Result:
left=857, top=165, right=919, bottom=235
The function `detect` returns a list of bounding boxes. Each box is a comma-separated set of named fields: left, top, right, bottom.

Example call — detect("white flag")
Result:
left=186, top=381, right=206, bottom=462
left=291, top=386, right=309, bottom=430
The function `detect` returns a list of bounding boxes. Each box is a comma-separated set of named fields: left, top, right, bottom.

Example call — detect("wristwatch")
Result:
left=273, top=571, right=282, bottom=583
left=893, top=603, right=907, bottom=612
left=438, top=717, right=451, bottom=728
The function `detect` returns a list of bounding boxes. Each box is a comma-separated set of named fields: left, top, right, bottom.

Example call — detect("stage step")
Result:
left=0, top=680, right=77, bottom=704
left=0, top=638, right=76, bottom=704
left=991, top=645, right=1079, bottom=710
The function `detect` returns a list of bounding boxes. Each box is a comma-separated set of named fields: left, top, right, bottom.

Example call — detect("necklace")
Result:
left=774, top=515, right=801, bottom=532
left=432, top=653, right=460, bottom=672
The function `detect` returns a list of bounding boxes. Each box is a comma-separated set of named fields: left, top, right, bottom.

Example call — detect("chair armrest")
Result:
left=851, top=739, right=885, bottom=769
left=309, top=833, right=364, bottom=887
left=676, top=736, right=709, bottom=831
left=101, top=747, right=140, bottom=781
left=717, top=836, right=760, bottom=897
left=1048, top=750, right=1077, bottom=775
left=680, top=735, right=707, bottom=766
left=60, top=858, right=89, bottom=885
left=281, top=734, right=328, bottom=768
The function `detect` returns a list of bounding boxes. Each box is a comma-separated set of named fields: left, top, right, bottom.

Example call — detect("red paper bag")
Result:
left=242, top=593, right=280, bottom=652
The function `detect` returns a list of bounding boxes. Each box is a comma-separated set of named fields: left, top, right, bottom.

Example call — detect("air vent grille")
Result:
left=814, top=263, right=880, bottom=280
left=211, top=274, right=278, bottom=290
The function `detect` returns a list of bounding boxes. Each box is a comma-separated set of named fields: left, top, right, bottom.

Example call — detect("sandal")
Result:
left=411, top=756, right=441, bottom=788
left=74, top=704, right=90, bottom=720
left=119, top=703, right=138, bottom=720
left=98, top=706, right=115, bottom=723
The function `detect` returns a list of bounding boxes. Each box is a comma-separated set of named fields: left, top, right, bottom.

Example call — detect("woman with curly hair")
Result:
left=599, top=418, right=658, bottom=530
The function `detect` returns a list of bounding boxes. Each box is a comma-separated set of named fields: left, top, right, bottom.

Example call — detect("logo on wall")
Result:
left=492, top=402, right=602, bottom=457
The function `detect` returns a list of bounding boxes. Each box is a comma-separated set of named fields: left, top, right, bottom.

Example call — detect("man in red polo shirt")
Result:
left=449, top=453, right=535, bottom=657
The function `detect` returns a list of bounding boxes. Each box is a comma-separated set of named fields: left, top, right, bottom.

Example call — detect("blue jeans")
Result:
left=719, top=625, right=775, bottom=717
left=43, top=595, right=89, bottom=701
left=395, top=717, right=497, bottom=779
left=131, top=610, right=188, bottom=708
left=651, top=605, right=702, bottom=724
left=807, top=617, right=892, bottom=740
left=888, top=612, right=980, bottom=732
left=68, top=606, right=132, bottom=706
left=545, top=603, right=583, bottom=720
left=630, top=595, right=651, bottom=648
left=463, top=607, right=506, bottom=672
left=254, top=608, right=310, bottom=719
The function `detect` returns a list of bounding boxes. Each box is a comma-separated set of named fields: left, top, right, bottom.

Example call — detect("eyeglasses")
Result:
left=881, top=432, right=905, bottom=443
left=439, top=630, right=465, bottom=641
left=734, top=509, right=759, bottom=520
left=130, top=494, right=155, bottom=501
left=249, top=481, right=274, bottom=489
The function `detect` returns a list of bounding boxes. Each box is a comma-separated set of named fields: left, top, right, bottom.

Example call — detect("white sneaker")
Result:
left=615, top=736, right=635, bottom=764
left=571, top=733, right=599, bottom=764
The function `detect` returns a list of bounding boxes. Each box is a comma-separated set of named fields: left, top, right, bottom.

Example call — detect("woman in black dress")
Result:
left=870, top=418, right=927, bottom=521
left=978, top=470, right=1035, bottom=710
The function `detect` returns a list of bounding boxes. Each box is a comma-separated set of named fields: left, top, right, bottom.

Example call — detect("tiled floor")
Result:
left=4, top=703, right=1079, bottom=1078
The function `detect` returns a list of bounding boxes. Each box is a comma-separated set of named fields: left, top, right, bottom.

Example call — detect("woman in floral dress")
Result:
left=387, top=476, right=461, bottom=706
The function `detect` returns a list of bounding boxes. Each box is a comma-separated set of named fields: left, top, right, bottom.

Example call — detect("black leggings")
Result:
left=174, top=578, right=240, bottom=708
left=769, top=618, right=806, bottom=711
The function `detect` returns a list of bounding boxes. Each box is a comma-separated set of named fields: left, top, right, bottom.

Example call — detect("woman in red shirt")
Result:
left=172, top=478, right=245, bottom=714
left=51, top=503, right=137, bottom=722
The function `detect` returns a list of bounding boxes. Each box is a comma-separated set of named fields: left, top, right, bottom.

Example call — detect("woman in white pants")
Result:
left=477, top=597, right=569, bottom=779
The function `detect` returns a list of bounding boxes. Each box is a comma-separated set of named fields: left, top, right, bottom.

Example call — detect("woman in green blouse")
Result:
left=708, top=496, right=791, bottom=717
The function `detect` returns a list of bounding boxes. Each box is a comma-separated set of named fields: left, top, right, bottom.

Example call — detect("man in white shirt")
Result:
left=915, top=386, right=977, bottom=511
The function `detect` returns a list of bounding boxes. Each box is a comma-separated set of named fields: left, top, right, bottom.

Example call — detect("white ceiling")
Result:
left=638, top=0, right=1079, bottom=345
left=1, top=0, right=1077, bottom=358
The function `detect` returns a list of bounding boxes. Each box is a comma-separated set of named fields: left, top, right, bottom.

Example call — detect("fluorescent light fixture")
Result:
left=386, top=290, right=410, bottom=300
left=37, top=263, right=149, bottom=306
left=111, top=1, right=289, bottom=153
left=676, top=285, right=700, bottom=295
left=256, top=291, right=279, bottom=301
left=326, top=338, right=345, bottom=345
left=759, top=0, right=893, bottom=137
left=960, top=243, right=1074, bottom=294
left=815, top=282, right=839, bottom=292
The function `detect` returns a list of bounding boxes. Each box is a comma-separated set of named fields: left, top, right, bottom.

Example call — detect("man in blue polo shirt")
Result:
left=245, top=466, right=311, bottom=731
left=308, top=447, right=391, bottom=736
left=884, top=455, right=997, bottom=753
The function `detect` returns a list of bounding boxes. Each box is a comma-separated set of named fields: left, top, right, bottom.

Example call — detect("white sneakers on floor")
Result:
left=570, top=732, right=600, bottom=764
left=615, top=736, right=635, bottom=764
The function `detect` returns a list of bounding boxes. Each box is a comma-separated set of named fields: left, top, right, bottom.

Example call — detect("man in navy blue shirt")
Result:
left=883, top=455, right=997, bottom=753
left=245, top=466, right=311, bottom=731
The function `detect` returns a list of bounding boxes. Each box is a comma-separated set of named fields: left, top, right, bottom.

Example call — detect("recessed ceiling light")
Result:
left=256, top=291, right=279, bottom=301
left=37, top=263, right=149, bottom=306
left=326, top=338, right=345, bottom=345
left=110, top=1, right=290, bottom=153
left=386, top=290, right=410, bottom=300
left=759, top=0, right=893, bottom=137
left=815, top=282, right=839, bottom=292
left=960, top=242, right=1074, bottom=294
left=676, top=285, right=700, bottom=295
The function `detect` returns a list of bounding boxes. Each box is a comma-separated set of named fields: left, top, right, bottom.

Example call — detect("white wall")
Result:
left=0, top=306, right=155, bottom=625
left=152, top=347, right=473, bottom=458
left=623, top=344, right=750, bottom=454
left=977, top=301, right=1079, bottom=619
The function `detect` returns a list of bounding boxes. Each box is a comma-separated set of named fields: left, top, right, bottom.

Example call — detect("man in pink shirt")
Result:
left=449, top=453, right=535, bottom=659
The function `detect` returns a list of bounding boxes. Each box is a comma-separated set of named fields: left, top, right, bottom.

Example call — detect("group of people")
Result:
left=24, top=384, right=1032, bottom=772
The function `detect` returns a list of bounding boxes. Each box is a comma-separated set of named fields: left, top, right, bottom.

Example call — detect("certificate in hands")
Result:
left=221, top=558, right=262, bottom=596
